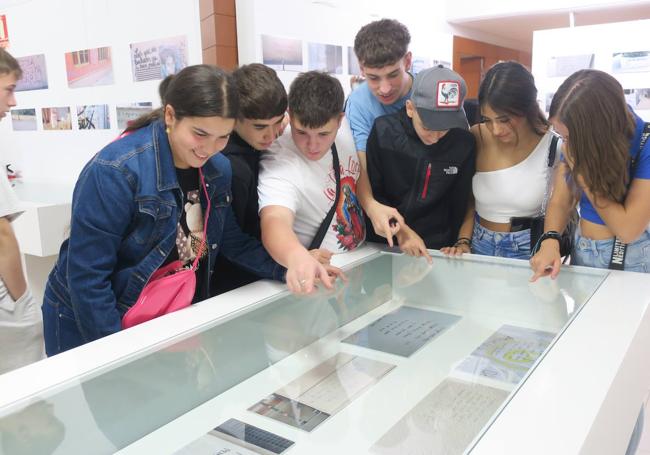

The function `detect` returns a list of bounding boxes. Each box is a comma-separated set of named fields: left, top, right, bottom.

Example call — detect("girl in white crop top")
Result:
left=441, top=61, right=555, bottom=260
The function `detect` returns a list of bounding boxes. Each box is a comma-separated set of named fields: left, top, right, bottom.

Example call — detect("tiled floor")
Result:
left=637, top=392, right=650, bottom=455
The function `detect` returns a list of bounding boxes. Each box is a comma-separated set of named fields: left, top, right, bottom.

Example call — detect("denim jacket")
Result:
left=46, top=120, right=285, bottom=343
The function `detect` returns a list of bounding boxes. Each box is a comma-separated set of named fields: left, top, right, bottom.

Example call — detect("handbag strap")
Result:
left=190, top=168, right=211, bottom=271
left=308, top=143, right=341, bottom=250
left=608, top=122, right=650, bottom=270
left=539, top=134, right=559, bottom=215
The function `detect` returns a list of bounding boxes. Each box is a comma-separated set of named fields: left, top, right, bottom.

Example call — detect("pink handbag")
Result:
left=121, top=169, right=211, bottom=329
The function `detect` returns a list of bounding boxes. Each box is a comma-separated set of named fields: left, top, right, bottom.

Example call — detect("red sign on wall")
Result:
left=0, top=15, right=9, bottom=48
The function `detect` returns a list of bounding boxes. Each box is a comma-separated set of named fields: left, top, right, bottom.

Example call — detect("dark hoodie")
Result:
left=366, top=107, right=476, bottom=249
left=211, top=132, right=263, bottom=295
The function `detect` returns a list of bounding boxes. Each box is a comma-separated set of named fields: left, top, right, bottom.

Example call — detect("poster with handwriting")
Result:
left=342, top=306, right=461, bottom=357
left=371, top=378, right=508, bottom=455
left=130, top=36, right=188, bottom=82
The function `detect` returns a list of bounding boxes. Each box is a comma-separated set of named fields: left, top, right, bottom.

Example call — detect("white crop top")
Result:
left=473, top=131, right=555, bottom=223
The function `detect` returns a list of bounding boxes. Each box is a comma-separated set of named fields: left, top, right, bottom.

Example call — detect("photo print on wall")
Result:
left=15, top=54, right=48, bottom=91
left=11, top=108, right=37, bottom=131
left=65, top=46, right=114, bottom=89
left=347, top=47, right=361, bottom=76
left=624, top=88, right=650, bottom=110
left=116, top=102, right=153, bottom=130
left=77, top=104, right=111, bottom=130
left=130, top=36, right=188, bottom=82
left=42, top=107, right=72, bottom=130
left=262, top=35, right=303, bottom=72
left=308, top=43, right=343, bottom=74
left=546, top=54, right=594, bottom=78
left=612, top=51, right=650, bottom=73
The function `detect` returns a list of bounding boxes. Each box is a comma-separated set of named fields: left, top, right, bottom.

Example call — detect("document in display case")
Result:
left=1, top=248, right=649, bottom=455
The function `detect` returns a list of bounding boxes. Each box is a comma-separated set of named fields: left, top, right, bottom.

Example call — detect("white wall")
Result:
left=0, top=0, right=202, bottom=185
left=235, top=0, right=454, bottom=98
left=532, top=19, right=650, bottom=122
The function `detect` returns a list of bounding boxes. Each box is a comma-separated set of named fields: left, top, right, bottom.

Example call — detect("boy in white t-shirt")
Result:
left=259, top=71, right=365, bottom=294
left=0, top=48, right=44, bottom=373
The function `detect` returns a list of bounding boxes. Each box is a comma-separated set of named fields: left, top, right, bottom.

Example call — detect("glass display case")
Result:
left=0, top=247, right=649, bottom=455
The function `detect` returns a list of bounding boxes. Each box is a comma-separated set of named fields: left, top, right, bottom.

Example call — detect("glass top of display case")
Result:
left=0, top=250, right=608, bottom=455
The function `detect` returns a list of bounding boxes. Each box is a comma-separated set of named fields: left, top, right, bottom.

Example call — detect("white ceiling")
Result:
left=448, top=2, right=650, bottom=51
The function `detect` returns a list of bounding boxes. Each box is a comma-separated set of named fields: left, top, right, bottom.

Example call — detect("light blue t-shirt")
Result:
left=580, top=111, right=650, bottom=225
left=344, top=81, right=412, bottom=152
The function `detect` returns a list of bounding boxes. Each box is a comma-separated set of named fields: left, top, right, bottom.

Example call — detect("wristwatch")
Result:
left=531, top=230, right=562, bottom=255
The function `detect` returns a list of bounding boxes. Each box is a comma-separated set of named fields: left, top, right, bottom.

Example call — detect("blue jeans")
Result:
left=471, top=222, right=531, bottom=260
left=572, top=229, right=650, bottom=272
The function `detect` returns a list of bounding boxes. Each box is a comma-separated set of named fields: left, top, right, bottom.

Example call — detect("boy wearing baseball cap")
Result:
left=366, top=65, right=476, bottom=258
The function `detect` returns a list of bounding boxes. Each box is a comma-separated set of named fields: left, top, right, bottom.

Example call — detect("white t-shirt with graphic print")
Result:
left=258, top=118, right=365, bottom=253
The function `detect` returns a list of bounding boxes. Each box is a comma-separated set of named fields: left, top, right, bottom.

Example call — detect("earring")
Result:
left=166, top=126, right=170, bottom=134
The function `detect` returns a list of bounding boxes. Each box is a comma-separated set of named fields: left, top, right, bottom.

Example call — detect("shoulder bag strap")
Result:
left=308, top=143, right=341, bottom=250
left=609, top=122, right=650, bottom=270
left=539, top=134, right=559, bottom=215
left=190, top=168, right=211, bottom=271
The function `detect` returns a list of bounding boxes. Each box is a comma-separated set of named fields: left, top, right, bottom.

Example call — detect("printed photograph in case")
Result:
left=77, top=104, right=110, bottom=130
left=65, top=46, right=114, bottom=88
left=454, top=324, right=554, bottom=385
left=612, top=51, right=650, bottom=73
left=11, top=108, right=37, bottom=131
left=308, top=43, right=343, bottom=74
left=262, top=35, right=303, bottom=72
left=42, top=107, right=72, bottom=130
left=249, top=393, right=329, bottom=432
left=348, top=47, right=361, bottom=76
left=15, top=54, right=48, bottom=91
left=546, top=54, right=594, bottom=78
left=130, top=36, right=188, bottom=82
left=174, top=418, right=294, bottom=455
left=116, top=102, right=153, bottom=130
left=624, top=88, right=650, bottom=110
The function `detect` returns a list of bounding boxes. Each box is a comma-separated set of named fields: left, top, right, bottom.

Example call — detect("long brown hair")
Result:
left=550, top=69, right=635, bottom=204
left=478, top=61, right=548, bottom=138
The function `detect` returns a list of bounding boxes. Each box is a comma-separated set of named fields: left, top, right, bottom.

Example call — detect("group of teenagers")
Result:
left=1, top=17, right=649, bottom=452
left=2, top=19, right=649, bottom=360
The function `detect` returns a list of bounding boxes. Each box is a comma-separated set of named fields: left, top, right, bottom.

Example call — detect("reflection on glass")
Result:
left=0, top=253, right=606, bottom=453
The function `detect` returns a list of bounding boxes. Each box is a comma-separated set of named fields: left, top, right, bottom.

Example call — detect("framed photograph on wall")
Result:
left=347, top=47, right=361, bottom=76
left=612, top=51, right=650, bottom=73
left=116, top=102, right=153, bottom=130
left=11, top=108, right=37, bottom=131
left=547, top=54, right=594, bottom=78
left=15, top=54, right=48, bottom=91
left=42, top=107, right=72, bottom=130
left=261, top=35, right=303, bottom=72
left=65, top=47, right=114, bottom=88
left=77, top=104, right=111, bottom=130
left=130, top=36, right=188, bottom=82
left=308, top=43, right=342, bottom=74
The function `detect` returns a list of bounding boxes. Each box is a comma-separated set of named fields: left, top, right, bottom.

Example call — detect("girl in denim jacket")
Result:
left=43, top=65, right=339, bottom=356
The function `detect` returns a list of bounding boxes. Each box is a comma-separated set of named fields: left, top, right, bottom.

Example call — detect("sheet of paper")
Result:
left=371, top=378, right=509, bottom=455
left=277, top=352, right=395, bottom=415
left=342, top=306, right=461, bottom=357
left=455, top=324, right=555, bottom=384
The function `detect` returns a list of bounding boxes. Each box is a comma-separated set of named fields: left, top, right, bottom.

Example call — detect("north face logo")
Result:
left=443, top=166, right=458, bottom=175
